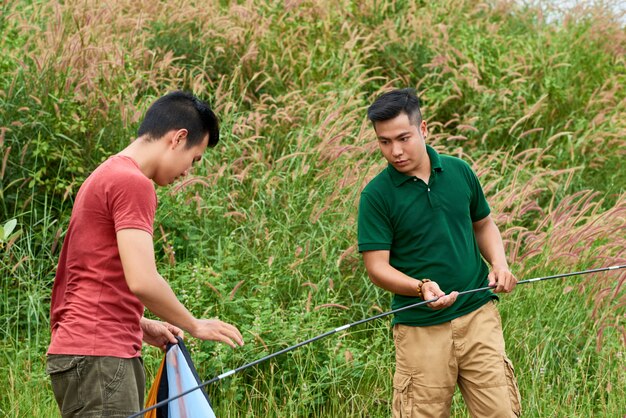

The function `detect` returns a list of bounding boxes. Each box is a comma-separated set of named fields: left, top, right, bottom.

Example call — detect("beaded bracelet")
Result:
left=416, top=279, right=432, bottom=300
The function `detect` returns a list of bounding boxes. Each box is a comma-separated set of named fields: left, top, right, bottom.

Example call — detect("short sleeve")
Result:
left=109, top=174, right=157, bottom=235
left=467, top=166, right=490, bottom=222
left=358, top=191, right=393, bottom=252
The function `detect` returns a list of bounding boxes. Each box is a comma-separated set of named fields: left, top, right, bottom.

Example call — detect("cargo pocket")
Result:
left=46, top=356, right=85, bottom=415
left=103, top=356, right=128, bottom=401
left=393, top=372, right=413, bottom=418
left=503, top=356, right=522, bottom=417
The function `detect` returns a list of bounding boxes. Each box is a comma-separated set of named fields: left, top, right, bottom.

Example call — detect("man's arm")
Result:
left=362, top=250, right=457, bottom=309
left=117, top=229, right=243, bottom=347
left=472, top=215, right=517, bottom=293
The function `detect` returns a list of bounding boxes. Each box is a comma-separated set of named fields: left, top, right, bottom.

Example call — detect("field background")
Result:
left=1, top=0, right=625, bottom=417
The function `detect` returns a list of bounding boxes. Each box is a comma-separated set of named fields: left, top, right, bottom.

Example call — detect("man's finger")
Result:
left=222, top=327, right=244, bottom=346
left=213, top=322, right=244, bottom=346
left=167, top=331, right=178, bottom=343
left=166, top=323, right=185, bottom=338
left=216, top=335, right=237, bottom=348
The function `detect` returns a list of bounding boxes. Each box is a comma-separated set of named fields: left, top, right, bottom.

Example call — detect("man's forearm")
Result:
left=132, top=274, right=198, bottom=336
left=368, top=265, right=424, bottom=296
left=474, top=217, right=509, bottom=268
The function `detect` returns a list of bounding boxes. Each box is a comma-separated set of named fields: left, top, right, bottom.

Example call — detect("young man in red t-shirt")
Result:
left=46, top=91, right=244, bottom=417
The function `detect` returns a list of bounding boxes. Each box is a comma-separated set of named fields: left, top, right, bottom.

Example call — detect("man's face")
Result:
left=374, top=112, right=428, bottom=177
left=155, top=133, right=209, bottom=186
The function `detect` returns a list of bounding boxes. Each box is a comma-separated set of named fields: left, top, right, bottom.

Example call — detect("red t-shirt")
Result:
left=48, top=155, right=157, bottom=358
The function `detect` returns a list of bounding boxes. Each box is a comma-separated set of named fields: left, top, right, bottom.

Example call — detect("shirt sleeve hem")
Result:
left=115, top=224, right=154, bottom=236
left=358, top=243, right=392, bottom=252
left=471, top=208, right=491, bottom=223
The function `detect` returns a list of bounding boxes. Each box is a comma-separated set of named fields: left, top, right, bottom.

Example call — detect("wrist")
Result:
left=416, top=279, right=431, bottom=300
left=491, top=262, right=509, bottom=270
left=187, top=317, right=200, bottom=338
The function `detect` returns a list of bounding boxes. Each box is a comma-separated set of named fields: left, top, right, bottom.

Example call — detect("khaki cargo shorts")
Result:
left=392, top=301, right=521, bottom=418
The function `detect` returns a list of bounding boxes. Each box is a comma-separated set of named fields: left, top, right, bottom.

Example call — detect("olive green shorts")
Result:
left=46, top=355, right=145, bottom=418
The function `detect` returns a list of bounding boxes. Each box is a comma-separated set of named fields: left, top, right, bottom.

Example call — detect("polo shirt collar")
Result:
left=386, top=145, right=444, bottom=187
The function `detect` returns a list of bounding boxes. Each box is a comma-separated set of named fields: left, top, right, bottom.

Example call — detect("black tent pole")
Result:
left=129, top=264, right=626, bottom=418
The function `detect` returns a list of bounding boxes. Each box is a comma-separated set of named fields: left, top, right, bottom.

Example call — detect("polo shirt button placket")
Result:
left=427, top=186, right=434, bottom=207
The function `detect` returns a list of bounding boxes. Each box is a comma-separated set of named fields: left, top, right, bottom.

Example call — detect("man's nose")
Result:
left=391, top=143, right=403, bottom=157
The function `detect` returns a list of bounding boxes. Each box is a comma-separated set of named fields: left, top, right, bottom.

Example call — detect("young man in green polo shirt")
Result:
left=358, top=88, right=521, bottom=417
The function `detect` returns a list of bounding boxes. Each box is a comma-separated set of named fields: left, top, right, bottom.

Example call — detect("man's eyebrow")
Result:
left=377, top=130, right=412, bottom=140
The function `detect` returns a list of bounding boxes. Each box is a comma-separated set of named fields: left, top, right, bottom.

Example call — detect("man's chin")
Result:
left=393, top=164, right=410, bottom=173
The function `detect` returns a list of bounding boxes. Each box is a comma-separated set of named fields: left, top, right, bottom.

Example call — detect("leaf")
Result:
left=563, top=286, right=574, bottom=294
left=3, top=219, right=17, bottom=240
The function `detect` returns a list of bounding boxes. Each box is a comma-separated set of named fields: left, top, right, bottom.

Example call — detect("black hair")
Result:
left=367, top=88, right=423, bottom=126
left=137, top=91, right=220, bottom=148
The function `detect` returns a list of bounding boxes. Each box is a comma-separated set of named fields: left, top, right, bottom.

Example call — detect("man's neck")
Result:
left=117, top=136, right=161, bottom=180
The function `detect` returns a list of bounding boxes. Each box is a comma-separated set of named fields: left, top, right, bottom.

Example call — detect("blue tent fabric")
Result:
left=151, top=337, right=216, bottom=418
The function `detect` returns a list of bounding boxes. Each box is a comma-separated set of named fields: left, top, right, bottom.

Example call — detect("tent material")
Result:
left=145, top=337, right=216, bottom=418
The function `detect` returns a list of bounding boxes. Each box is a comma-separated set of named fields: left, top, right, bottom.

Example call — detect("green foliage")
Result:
left=1, top=0, right=625, bottom=416
left=0, top=219, right=19, bottom=246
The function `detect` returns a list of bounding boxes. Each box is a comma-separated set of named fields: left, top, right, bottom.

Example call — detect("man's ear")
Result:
left=419, top=120, right=428, bottom=138
left=171, top=129, right=188, bottom=148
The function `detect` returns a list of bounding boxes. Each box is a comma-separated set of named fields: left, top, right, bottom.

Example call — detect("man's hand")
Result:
left=190, top=319, right=244, bottom=348
left=473, top=216, right=516, bottom=293
left=488, top=265, right=517, bottom=293
left=140, top=317, right=183, bottom=350
left=422, top=281, right=458, bottom=310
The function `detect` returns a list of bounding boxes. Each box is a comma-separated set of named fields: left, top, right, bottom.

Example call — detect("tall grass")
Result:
left=1, top=0, right=625, bottom=416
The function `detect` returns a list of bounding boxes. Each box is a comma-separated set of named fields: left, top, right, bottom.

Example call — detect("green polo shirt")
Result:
left=358, top=145, right=495, bottom=326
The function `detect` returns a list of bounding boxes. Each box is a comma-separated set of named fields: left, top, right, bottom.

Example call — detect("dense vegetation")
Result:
left=1, top=0, right=624, bottom=416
